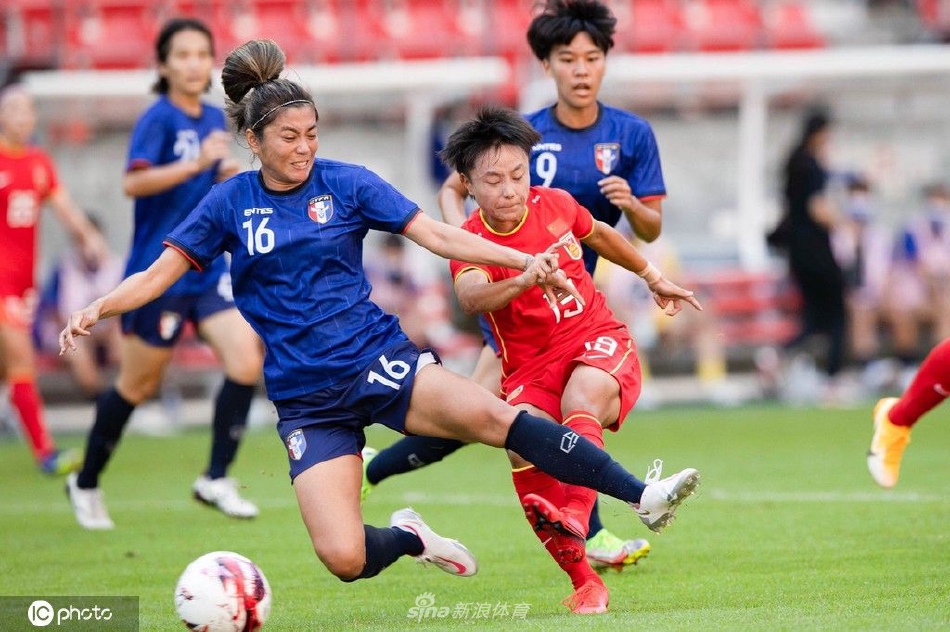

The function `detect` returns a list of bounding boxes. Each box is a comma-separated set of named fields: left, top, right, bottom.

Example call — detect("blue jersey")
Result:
left=165, top=160, right=420, bottom=400
left=125, top=95, right=227, bottom=295
left=525, top=103, right=665, bottom=273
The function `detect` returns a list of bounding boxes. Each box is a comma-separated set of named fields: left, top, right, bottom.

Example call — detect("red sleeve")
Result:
left=39, top=151, right=59, bottom=200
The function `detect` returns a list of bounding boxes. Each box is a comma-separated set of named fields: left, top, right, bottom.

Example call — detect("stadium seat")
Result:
left=350, top=0, right=467, bottom=61
left=763, top=1, right=825, bottom=50
left=225, top=0, right=344, bottom=64
left=485, top=0, right=536, bottom=62
left=64, top=0, right=162, bottom=69
left=625, top=0, right=685, bottom=54
left=4, top=0, right=65, bottom=68
left=680, top=0, right=764, bottom=52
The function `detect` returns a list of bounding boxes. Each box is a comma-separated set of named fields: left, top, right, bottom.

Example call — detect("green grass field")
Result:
left=2, top=403, right=949, bottom=630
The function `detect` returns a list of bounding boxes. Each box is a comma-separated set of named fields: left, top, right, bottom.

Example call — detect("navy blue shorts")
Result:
left=120, top=276, right=234, bottom=348
left=274, top=339, right=440, bottom=482
left=478, top=314, right=500, bottom=354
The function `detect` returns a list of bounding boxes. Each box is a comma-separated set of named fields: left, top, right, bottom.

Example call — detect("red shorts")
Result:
left=0, top=288, right=37, bottom=330
left=501, top=325, right=641, bottom=431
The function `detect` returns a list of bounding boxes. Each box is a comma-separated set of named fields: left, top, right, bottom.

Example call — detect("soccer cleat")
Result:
left=633, top=459, right=700, bottom=533
left=360, top=446, right=378, bottom=503
left=65, top=472, right=114, bottom=530
left=390, top=508, right=477, bottom=577
left=586, top=529, right=650, bottom=569
left=561, top=579, right=609, bottom=614
left=867, top=397, right=911, bottom=489
left=40, top=448, right=81, bottom=475
left=521, top=493, right=586, bottom=565
left=193, top=476, right=259, bottom=519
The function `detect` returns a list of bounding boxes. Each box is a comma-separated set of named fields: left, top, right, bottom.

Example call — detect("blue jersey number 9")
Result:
left=535, top=151, right=557, bottom=187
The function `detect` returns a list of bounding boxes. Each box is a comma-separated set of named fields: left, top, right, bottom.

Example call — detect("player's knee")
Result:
left=317, top=544, right=366, bottom=581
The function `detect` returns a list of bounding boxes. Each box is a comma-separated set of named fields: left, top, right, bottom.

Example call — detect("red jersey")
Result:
left=0, top=144, right=58, bottom=295
left=449, top=186, right=623, bottom=380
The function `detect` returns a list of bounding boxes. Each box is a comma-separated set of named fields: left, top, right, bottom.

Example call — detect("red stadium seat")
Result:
left=65, top=0, right=162, bottom=69
left=5, top=0, right=65, bottom=68
left=350, top=0, right=468, bottom=61
left=625, top=0, right=685, bottom=54
left=485, top=0, right=536, bottom=62
left=763, top=1, right=825, bottom=50
left=225, top=0, right=344, bottom=65
left=680, top=0, right=763, bottom=52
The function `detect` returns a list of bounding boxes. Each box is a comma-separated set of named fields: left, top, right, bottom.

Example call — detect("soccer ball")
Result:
left=174, top=551, right=272, bottom=631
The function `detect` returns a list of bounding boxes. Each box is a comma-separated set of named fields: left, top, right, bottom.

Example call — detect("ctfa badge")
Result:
left=593, top=143, right=620, bottom=175
left=286, top=429, right=307, bottom=461
left=308, top=195, right=334, bottom=224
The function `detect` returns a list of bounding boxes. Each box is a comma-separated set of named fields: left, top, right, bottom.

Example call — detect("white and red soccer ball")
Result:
left=174, top=551, right=271, bottom=631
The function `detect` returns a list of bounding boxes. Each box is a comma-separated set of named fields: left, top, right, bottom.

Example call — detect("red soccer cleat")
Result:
left=562, top=579, right=609, bottom=614
left=521, top=493, right=586, bottom=565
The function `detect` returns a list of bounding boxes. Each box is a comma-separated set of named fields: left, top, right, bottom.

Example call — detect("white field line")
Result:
left=1, top=489, right=947, bottom=516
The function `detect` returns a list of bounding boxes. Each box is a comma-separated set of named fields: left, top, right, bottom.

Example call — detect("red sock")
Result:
left=512, top=466, right=599, bottom=589
left=10, top=378, right=54, bottom=461
left=560, top=412, right=603, bottom=534
left=890, top=338, right=950, bottom=427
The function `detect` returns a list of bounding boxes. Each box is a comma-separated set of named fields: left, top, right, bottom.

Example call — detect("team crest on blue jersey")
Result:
left=158, top=311, right=182, bottom=341
left=286, top=429, right=307, bottom=461
left=308, top=195, right=334, bottom=224
left=594, top=143, right=620, bottom=175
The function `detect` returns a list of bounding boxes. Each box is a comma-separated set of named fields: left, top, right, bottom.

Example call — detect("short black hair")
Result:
left=440, top=107, right=541, bottom=178
left=526, top=0, right=616, bottom=60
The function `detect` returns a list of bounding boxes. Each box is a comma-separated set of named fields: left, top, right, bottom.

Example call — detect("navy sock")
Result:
left=206, top=379, right=254, bottom=480
left=346, top=525, right=423, bottom=581
left=77, top=388, right=135, bottom=489
left=366, top=435, right=466, bottom=485
left=504, top=411, right=646, bottom=504
left=587, top=498, right=605, bottom=540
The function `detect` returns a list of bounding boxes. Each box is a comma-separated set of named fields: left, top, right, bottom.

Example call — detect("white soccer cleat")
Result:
left=193, top=476, right=259, bottom=519
left=633, top=460, right=700, bottom=533
left=66, top=472, right=114, bottom=530
left=390, top=508, right=477, bottom=577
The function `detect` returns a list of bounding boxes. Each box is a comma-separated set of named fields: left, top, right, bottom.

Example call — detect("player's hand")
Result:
left=539, top=269, right=585, bottom=308
left=197, top=131, right=233, bottom=171
left=80, top=230, right=108, bottom=273
left=648, top=278, right=702, bottom=316
left=598, top=175, right=635, bottom=209
left=59, top=305, right=102, bottom=355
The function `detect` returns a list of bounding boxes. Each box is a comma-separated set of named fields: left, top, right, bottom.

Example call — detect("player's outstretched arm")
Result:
left=598, top=175, right=663, bottom=242
left=437, top=172, right=468, bottom=228
left=59, top=248, right=191, bottom=353
left=582, top=220, right=701, bottom=314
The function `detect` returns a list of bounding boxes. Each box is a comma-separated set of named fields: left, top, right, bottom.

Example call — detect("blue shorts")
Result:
left=478, top=314, right=500, bottom=354
left=120, top=276, right=234, bottom=348
left=274, top=339, right=440, bottom=482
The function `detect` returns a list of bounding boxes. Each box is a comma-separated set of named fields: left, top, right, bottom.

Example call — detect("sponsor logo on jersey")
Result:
left=286, top=429, right=307, bottom=460
left=308, top=195, right=334, bottom=224
left=558, top=231, right=583, bottom=260
left=594, top=143, right=620, bottom=175
left=158, top=311, right=182, bottom=341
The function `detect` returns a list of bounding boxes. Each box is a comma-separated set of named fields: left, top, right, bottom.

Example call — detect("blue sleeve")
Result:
left=628, top=123, right=666, bottom=199
left=127, top=107, right=167, bottom=170
left=355, top=167, right=421, bottom=233
left=164, top=188, right=227, bottom=270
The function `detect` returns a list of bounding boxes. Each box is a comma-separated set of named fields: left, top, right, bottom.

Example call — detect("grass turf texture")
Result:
left=1, top=403, right=949, bottom=630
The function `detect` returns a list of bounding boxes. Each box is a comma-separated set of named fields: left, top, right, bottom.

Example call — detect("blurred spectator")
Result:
left=830, top=174, right=895, bottom=392
left=596, top=225, right=730, bottom=406
left=881, top=182, right=950, bottom=385
left=777, top=108, right=848, bottom=402
left=34, top=214, right=123, bottom=399
left=365, top=233, right=458, bottom=353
